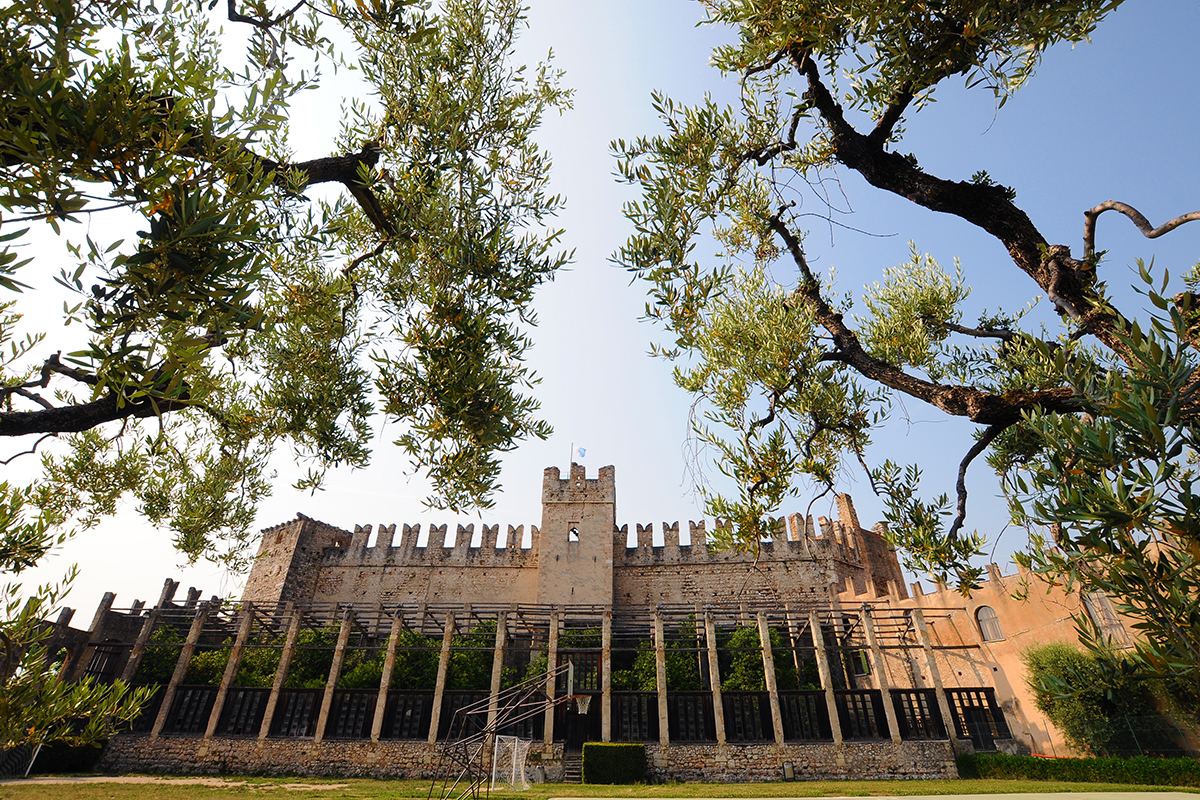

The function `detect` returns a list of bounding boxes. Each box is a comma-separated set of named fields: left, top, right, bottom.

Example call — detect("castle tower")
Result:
left=536, top=463, right=616, bottom=606
left=242, top=514, right=353, bottom=606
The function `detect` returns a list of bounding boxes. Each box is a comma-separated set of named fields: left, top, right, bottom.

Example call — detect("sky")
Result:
left=14, top=1, right=1200, bottom=616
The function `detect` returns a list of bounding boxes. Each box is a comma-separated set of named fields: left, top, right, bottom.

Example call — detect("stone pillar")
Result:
left=65, top=592, right=115, bottom=680
left=150, top=601, right=210, bottom=739
left=313, top=609, right=354, bottom=744
left=542, top=609, right=559, bottom=746
left=601, top=609, right=612, bottom=742
left=862, top=606, right=902, bottom=743
left=371, top=614, right=403, bottom=742
left=809, top=611, right=844, bottom=747
left=654, top=612, right=669, bottom=747
left=912, top=608, right=959, bottom=749
left=783, top=602, right=803, bottom=679
left=756, top=612, right=786, bottom=746
left=427, top=610, right=456, bottom=744
left=486, top=611, right=508, bottom=731
left=259, top=605, right=302, bottom=740
left=204, top=602, right=254, bottom=739
left=704, top=613, right=726, bottom=746
left=120, top=579, right=179, bottom=683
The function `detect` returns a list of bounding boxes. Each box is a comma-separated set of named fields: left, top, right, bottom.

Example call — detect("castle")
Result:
left=47, top=464, right=1140, bottom=780
left=240, top=464, right=905, bottom=611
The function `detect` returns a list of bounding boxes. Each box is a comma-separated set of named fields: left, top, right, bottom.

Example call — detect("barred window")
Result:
left=975, top=606, right=1004, bottom=642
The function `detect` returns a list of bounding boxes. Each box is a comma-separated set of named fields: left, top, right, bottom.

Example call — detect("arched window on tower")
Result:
left=976, top=606, right=1004, bottom=642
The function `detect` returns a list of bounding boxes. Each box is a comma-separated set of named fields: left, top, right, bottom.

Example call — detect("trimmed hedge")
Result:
left=958, top=753, right=1200, bottom=787
left=582, top=742, right=647, bottom=784
left=28, top=741, right=106, bottom=774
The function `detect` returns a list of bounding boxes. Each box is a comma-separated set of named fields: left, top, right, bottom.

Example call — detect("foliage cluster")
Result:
left=614, top=0, right=1200, bottom=708
left=957, top=752, right=1200, bottom=787
left=447, top=619, right=500, bottom=691
left=581, top=742, right=647, bottom=785
left=611, top=621, right=703, bottom=692
left=719, top=625, right=804, bottom=692
left=0, top=494, right=150, bottom=749
left=1022, top=642, right=1186, bottom=757
left=0, top=0, right=570, bottom=572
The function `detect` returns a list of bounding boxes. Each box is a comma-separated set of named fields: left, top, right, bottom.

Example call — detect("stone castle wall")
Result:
left=241, top=465, right=908, bottom=610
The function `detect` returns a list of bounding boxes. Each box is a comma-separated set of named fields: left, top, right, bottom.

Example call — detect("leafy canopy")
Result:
left=617, top=0, right=1200, bottom=708
left=0, top=0, right=569, bottom=571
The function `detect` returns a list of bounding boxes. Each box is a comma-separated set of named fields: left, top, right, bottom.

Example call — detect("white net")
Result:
left=491, top=735, right=533, bottom=791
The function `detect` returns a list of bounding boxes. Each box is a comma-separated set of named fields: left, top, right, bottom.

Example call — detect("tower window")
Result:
left=568, top=525, right=579, bottom=542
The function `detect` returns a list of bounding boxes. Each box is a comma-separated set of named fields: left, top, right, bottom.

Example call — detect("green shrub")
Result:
left=720, top=626, right=801, bottom=691
left=1023, top=642, right=1176, bottom=756
left=958, top=753, right=1200, bottom=786
left=582, top=742, right=647, bottom=784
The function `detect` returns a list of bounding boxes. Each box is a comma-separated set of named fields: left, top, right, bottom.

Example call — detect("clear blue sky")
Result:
left=23, top=1, right=1200, bottom=613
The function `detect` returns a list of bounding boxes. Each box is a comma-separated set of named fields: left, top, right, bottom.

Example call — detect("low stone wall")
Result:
left=99, top=735, right=442, bottom=779
left=644, top=740, right=958, bottom=782
left=101, top=733, right=956, bottom=782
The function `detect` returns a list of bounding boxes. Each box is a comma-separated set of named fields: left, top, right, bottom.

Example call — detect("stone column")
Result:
left=756, top=612, right=786, bottom=746
left=542, top=609, right=559, bottom=746
left=120, top=579, right=179, bottom=683
left=371, top=614, right=403, bottom=742
left=654, top=612, right=669, bottom=747
left=313, top=609, right=354, bottom=744
left=427, top=610, right=456, bottom=744
left=486, top=611, right=508, bottom=731
left=783, top=602, right=803, bottom=679
left=150, top=601, right=210, bottom=739
left=65, top=592, right=115, bottom=680
left=704, top=613, right=726, bottom=746
left=601, top=609, right=612, bottom=742
left=204, top=602, right=254, bottom=739
left=809, top=611, right=843, bottom=747
left=862, top=606, right=902, bottom=743
left=912, top=608, right=959, bottom=749
left=258, top=605, right=302, bottom=740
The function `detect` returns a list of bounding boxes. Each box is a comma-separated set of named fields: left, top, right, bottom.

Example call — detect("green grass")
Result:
left=2, top=777, right=1199, bottom=800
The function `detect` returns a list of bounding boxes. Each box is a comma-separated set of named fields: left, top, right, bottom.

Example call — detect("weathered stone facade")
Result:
left=99, top=735, right=960, bottom=782
left=58, top=464, right=1030, bottom=782
left=241, top=464, right=906, bottom=612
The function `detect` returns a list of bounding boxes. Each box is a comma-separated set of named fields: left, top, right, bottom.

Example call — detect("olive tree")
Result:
left=616, top=0, right=1199, bottom=705
left=0, top=0, right=567, bottom=748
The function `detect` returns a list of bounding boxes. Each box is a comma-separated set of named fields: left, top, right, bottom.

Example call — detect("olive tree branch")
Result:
left=226, top=0, right=307, bottom=31
left=947, top=422, right=1010, bottom=542
left=786, top=46, right=1133, bottom=352
left=1083, top=201, right=1200, bottom=260
left=768, top=210, right=1083, bottom=426
left=1, top=433, right=57, bottom=465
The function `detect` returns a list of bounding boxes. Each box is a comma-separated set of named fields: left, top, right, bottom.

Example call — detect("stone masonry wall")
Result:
left=644, top=740, right=957, bottom=782
left=100, top=735, right=444, bottom=779
left=99, top=734, right=955, bottom=782
left=238, top=465, right=906, bottom=611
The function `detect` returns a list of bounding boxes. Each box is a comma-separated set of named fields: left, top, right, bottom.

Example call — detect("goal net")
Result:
left=491, top=735, right=533, bottom=791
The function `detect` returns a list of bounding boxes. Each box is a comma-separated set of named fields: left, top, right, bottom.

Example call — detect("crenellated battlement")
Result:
left=318, top=522, right=542, bottom=567
left=243, top=465, right=907, bottom=608
left=309, top=505, right=878, bottom=570
left=612, top=511, right=869, bottom=566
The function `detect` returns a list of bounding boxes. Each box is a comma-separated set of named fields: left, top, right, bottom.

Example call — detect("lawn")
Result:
left=2, top=777, right=1199, bottom=800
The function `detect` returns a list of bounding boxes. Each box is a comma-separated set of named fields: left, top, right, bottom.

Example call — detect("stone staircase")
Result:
left=561, top=752, right=582, bottom=784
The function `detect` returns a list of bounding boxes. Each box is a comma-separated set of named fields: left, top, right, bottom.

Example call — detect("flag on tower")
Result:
left=577, top=447, right=586, bottom=458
